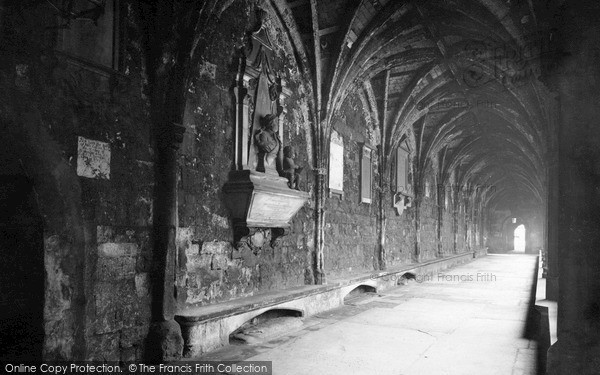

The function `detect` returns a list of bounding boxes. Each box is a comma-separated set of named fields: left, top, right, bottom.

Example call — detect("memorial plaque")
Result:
left=396, top=146, right=410, bottom=194
left=247, top=191, right=307, bottom=225
left=329, top=129, right=344, bottom=194
left=77, top=136, right=111, bottom=179
left=361, top=145, right=373, bottom=203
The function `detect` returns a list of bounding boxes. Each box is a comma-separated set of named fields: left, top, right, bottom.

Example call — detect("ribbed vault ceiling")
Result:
left=274, top=0, right=552, bottom=210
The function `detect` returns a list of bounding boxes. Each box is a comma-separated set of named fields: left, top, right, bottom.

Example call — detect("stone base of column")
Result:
left=145, top=320, right=184, bottom=362
left=547, top=340, right=600, bottom=375
left=315, top=270, right=326, bottom=285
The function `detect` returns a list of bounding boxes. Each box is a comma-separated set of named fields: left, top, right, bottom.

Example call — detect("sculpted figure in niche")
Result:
left=283, top=145, right=303, bottom=190
left=255, top=114, right=281, bottom=174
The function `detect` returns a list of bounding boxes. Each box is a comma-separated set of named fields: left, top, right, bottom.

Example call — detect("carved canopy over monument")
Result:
left=224, top=18, right=309, bottom=247
left=232, top=22, right=290, bottom=174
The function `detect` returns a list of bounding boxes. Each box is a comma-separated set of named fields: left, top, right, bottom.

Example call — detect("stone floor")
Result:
left=197, top=254, right=539, bottom=375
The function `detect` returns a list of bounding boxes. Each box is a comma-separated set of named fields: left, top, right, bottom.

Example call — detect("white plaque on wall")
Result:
left=77, top=136, right=111, bottom=179
left=329, top=129, right=344, bottom=195
left=247, top=191, right=307, bottom=226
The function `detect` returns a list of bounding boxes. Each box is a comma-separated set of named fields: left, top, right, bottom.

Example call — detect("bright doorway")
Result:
left=513, top=224, right=526, bottom=252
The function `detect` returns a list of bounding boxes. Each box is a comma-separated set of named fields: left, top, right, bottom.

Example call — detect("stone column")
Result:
left=314, top=167, right=326, bottom=284
left=377, top=145, right=388, bottom=270
left=146, top=123, right=185, bottom=361
left=413, top=180, right=422, bottom=262
left=437, top=184, right=444, bottom=257
left=233, top=71, right=250, bottom=170
left=453, top=186, right=459, bottom=254
left=546, top=2, right=600, bottom=372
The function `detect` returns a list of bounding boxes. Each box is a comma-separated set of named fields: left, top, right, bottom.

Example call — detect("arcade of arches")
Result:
left=0, top=0, right=599, bottom=373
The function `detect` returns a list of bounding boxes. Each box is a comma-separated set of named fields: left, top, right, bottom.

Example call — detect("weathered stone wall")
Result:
left=419, top=199, right=439, bottom=260
left=486, top=209, right=510, bottom=252
left=323, top=96, right=379, bottom=279
left=441, top=209, right=455, bottom=255
left=174, top=3, right=316, bottom=308
left=1, top=0, right=493, bottom=362
left=91, top=227, right=152, bottom=361
left=382, top=146, right=417, bottom=268
left=457, top=212, right=467, bottom=252
left=385, top=204, right=417, bottom=267
left=0, top=1, right=153, bottom=360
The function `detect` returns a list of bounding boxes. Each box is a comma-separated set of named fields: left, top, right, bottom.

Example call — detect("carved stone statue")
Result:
left=255, top=114, right=281, bottom=174
left=283, top=145, right=303, bottom=190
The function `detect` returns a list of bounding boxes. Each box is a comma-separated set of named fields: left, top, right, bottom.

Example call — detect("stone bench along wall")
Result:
left=177, top=252, right=475, bottom=357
